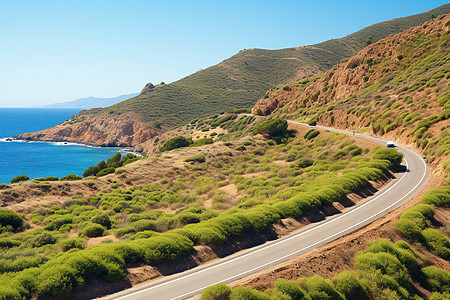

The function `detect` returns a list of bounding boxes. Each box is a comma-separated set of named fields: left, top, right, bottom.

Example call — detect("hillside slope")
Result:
left=254, top=14, right=450, bottom=165
left=16, top=3, right=450, bottom=153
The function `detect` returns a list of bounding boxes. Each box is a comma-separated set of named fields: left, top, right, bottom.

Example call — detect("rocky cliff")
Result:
left=15, top=113, right=156, bottom=153
left=253, top=15, right=450, bottom=116
left=253, top=15, right=450, bottom=164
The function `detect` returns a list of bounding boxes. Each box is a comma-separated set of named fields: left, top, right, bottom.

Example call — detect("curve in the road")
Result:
left=102, top=122, right=429, bottom=300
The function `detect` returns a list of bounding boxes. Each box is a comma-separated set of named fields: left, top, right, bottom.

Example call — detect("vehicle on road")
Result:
left=387, top=141, right=395, bottom=147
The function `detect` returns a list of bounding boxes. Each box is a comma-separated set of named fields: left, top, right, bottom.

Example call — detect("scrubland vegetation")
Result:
left=214, top=167, right=450, bottom=300
left=202, top=238, right=449, bottom=300
left=270, top=15, right=450, bottom=164
left=0, top=119, right=404, bottom=298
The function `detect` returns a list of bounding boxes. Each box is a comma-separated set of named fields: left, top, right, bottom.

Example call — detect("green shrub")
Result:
left=91, top=213, right=112, bottom=229
left=60, top=237, right=85, bottom=251
left=45, top=176, right=59, bottom=181
left=300, top=275, right=344, bottom=300
left=332, top=271, right=368, bottom=300
left=373, top=148, right=403, bottom=170
left=230, top=286, right=269, bottom=300
left=304, top=129, right=320, bottom=140
left=202, top=283, right=232, bottom=300
left=60, top=174, right=82, bottom=181
left=232, top=108, right=251, bottom=114
left=422, top=228, right=450, bottom=259
left=0, top=209, right=23, bottom=232
left=30, top=232, right=57, bottom=247
left=253, top=118, right=288, bottom=137
left=10, top=175, right=29, bottom=184
left=421, top=188, right=450, bottom=207
left=185, top=155, right=206, bottom=163
left=394, top=218, right=423, bottom=242
left=0, top=237, right=21, bottom=248
left=44, top=215, right=73, bottom=231
left=37, top=265, right=81, bottom=298
left=355, top=252, right=409, bottom=286
left=160, top=136, right=192, bottom=152
left=274, top=278, right=309, bottom=300
left=422, top=266, right=450, bottom=293
left=79, top=223, right=105, bottom=238
left=82, top=165, right=99, bottom=177
left=290, top=158, right=314, bottom=169
left=96, top=167, right=115, bottom=177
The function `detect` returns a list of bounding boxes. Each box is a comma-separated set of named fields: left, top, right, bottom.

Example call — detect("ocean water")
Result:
left=0, top=108, right=130, bottom=184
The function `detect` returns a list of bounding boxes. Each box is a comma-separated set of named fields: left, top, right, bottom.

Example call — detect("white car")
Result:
left=386, top=141, right=395, bottom=148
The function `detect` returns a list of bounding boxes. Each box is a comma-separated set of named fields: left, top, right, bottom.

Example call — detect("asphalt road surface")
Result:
left=101, top=122, right=429, bottom=300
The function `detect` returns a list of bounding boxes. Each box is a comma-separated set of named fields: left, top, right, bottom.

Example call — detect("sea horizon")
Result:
left=0, top=108, right=131, bottom=184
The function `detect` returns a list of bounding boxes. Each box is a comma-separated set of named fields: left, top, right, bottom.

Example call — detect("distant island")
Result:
left=42, top=92, right=139, bottom=109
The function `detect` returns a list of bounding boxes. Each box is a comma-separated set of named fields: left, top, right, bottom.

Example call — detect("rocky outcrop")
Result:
left=140, top=82, right=155, bottom=94
left=15, top=113, right=156, bottom=153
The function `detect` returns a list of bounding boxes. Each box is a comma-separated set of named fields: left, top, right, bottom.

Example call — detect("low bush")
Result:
left=422, top=228, right=450, bottom=259
left=60, top=237, right=85, bottom=251
left=230, top=286, right=269, bottom=300
left=160, top=136, right=192, bottom=152
left=304, top=129, right=320, bottom=140
left=79, top=223, right=105, bottom=238
left=422, top=266, right=450, bottom=293
left=202, top=283, right=232, bottom=300
left=373, top=148, right=403, bottom=170
left=60, top=174, right=82, bottom=181
left=96, top=167, right=115, bottom=177
left=300, top=275, right=344, bottom=300
left=10, top=175, right=29, bottom=184
left=274, top=278, right=309, bottom=300
left=0, top=209, right=23, bottom=232
left=253, top=118, right=288, bottom=137
left=332, top=271, right=368, bottom=300
left=421, top=187, right=450, bottom=207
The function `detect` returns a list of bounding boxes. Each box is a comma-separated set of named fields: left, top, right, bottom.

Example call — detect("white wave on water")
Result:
left=0, top=137, right=142, bottom=155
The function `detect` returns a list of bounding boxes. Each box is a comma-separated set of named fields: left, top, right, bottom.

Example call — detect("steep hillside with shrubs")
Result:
left=253, top=14, right=450, bottom=165
left=15, top=3, right=450, bottom=152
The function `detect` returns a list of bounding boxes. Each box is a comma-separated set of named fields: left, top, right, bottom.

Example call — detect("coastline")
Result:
left=6, top=136, right=145, bottom=157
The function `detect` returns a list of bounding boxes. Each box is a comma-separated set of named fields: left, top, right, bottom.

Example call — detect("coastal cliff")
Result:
left=15, top=113, right=156, bottom=153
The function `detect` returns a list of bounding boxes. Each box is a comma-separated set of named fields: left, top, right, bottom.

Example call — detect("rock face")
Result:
left=253, top=15, right=450, bottom=116
left=140, top=82, right=155, bottom=94
left=15, top=113, right=156, bottom=153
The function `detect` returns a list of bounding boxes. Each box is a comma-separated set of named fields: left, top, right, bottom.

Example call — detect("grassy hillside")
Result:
left=86, top=3, right=450, bottom=129
left=257, top=14, right=449, bottom=164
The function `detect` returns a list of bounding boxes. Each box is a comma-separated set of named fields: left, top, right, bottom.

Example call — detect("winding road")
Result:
left=101, top=122, right=429, bottom=300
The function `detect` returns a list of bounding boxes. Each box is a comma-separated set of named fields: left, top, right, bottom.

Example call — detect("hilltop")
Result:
left=42, top=93, right=139, bottom=109
left=16, top=3, right=450, bottom=153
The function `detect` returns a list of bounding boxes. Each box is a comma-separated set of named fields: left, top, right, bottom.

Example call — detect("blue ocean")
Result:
left=0, top=108, right=129, bottom=184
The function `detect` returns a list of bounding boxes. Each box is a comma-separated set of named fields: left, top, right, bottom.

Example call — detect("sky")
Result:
left=0, top=0, right=447, bottom=107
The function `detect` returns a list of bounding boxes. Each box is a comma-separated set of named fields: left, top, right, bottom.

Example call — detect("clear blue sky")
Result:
left=0, top=0, right=446, bottom=107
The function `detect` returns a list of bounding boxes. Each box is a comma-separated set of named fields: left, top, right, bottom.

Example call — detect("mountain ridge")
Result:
left=42, top=93, right=139, bottom=109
